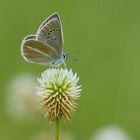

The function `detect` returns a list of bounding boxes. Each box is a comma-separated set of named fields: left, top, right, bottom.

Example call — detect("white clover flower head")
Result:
left=37, top=68, right=81, bottom=122
left=6, top=74, right=39, bottom=120
left=91, top=125, right=132, bottom=140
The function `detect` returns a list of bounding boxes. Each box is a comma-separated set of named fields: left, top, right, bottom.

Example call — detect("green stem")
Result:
left=55, top=118, right=59, bottom=140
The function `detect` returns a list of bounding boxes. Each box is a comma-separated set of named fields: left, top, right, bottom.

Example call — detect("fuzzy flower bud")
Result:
left=37, top=68, right=81, bottom=122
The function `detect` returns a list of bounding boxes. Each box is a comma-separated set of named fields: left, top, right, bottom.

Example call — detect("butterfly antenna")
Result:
left=71, top=51, right=80, bottom=62
left=68, top=55, right=77, bottom=62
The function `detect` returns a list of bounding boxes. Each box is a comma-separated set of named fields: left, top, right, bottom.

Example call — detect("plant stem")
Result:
left=55, top=118, right=59, bottom=140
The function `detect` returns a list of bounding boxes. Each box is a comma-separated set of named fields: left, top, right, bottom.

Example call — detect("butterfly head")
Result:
left=50, top=53, right=68, bottom=66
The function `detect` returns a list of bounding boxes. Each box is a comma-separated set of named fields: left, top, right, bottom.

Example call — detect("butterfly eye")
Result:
left=48, top=32, right=50, bottom=35
left=50, top=30, right=52, bottom=32
left=63, top=53, right=68, bottom=60
left=63, top=54, right=65, bottom=59
left=46, top=36, right=49, bottom=39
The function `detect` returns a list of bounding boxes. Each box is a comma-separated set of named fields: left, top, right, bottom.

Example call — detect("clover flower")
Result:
left=91, top=125, right=132, bottom=140
left=6, top=74, right=39, bottom=120
left=37, top=68, right=81, bottom=122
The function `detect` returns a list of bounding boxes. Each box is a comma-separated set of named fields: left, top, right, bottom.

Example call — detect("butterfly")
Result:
left=21, top=12, right=68, bottom=66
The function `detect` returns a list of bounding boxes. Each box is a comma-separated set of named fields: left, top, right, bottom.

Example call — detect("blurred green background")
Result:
left=0, top=0, right=140, bottom=139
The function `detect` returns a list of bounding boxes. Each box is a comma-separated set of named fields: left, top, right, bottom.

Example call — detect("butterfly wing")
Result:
left=36, top=13, right=63, bottom=54
left=21, top=35, right=58, bottom=65
left=39, top=13, right=60, bottom=29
